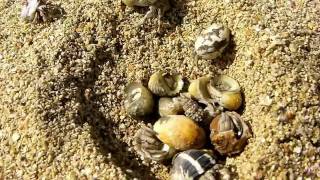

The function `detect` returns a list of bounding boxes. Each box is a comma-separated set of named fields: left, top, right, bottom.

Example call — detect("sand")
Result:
left=0, top=0, right=319, bottom=179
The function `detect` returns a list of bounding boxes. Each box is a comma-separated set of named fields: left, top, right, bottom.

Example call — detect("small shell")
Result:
left=170, top=149, right=217, bottom=180
left=134, top=125, right=176, bottom=161
left=174, top=93, right=209, bottom=123
left=148, top=71, right=184, bottom=96
left=158, top=97, right=184, bottom=117
left=210, top=111, right=252, bottom=155
left=207, top=75, right=242, bottom=110
left=188, top=75, right=211, bottom=100
left=195, top=24, right=230, bottom=60
left=124, top=82, right=154, bottom=118
left=153, top=115, right=206, bottom=150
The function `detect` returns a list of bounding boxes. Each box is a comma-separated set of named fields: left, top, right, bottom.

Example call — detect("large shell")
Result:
left=188, top=75, right=211, bottom=100
left=210, top=111, right=252, bottom=155
left=195, top=24, right=230, bottom=60
left=148, top=71, right=184, bottom=96
left=133, top=125, right=176, bottom=161
left=207, top=75, right=242, bottom=110
left=153, top=115, right=206, bottom=150
left=158, top=97, right=184, bottom=117
left=170, top=149, right=217, bottom=180
left=124, top=82, right=154, bottom=118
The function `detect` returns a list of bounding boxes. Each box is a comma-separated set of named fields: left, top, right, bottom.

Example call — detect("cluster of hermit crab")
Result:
left=125, top=71, right=252, bottom=179
left=121, top=4, right=253, bottom=178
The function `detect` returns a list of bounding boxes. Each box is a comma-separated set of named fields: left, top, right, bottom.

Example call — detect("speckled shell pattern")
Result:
left=195, top=24, right=230, bottom=59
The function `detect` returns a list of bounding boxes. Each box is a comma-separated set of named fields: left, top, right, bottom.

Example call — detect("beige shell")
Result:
left=148, top=71, right=184, bottom=96
left=207, top=75, right=242, bottom=110
left=124, top=82, right=154, bottom=118
left=188, top=75, right=211, bottom=100
left=210, top=111, right=252, bottom=155
left=158, top=97, right=184, bottom=117
left=153, top=115, right=206, bottom=150
left=194, top=24, right=231, bottom=60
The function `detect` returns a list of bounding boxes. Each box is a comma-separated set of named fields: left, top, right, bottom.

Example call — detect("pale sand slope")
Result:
left=0, top=0, right=319, bottom=179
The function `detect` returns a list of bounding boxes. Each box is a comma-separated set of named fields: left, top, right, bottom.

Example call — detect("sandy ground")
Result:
left=0, top=0, right=319, bottom=179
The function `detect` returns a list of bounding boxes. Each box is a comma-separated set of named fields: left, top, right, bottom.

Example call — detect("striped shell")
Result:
left=133, top=125, right=176, bottom=161
left=170, top=149, right=217, bottom=180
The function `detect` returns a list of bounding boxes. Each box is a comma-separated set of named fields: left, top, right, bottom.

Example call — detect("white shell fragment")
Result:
left=21, top=0, right=40, bottom=21
left=195, top=24, right=231, bottom=60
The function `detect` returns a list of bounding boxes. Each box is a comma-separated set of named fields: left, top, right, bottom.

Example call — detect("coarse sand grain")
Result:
left=0, top=0, right=319, bottom=179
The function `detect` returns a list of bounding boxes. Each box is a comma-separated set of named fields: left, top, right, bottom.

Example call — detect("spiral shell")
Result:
left=195, top=24, right=230, bottom=60
left=210, top=111, right=252, bottom=155
left=188, top=75, right=211, bottom=100
left=134, top=125, right=176, bottom=161
left=148, top=71, right=184, bottom=96
left=124, top=82, right=154, bottom=118
left=174, top=93, right=209, bottom=123
left=153, top=115, right=206, bottom=150
left=207, top=75, right=242, bottom=110
left=170, top=149, right=217, bottom=180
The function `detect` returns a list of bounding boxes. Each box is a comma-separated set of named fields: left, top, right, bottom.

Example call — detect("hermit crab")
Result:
left=210, top=111, right=252, bottom=155
left=170, top=149, right=232, bottom=180
left=148, top=71, right=184, bottom=97
left=153, top=115, right=206, bottom=150
left=188, top=75, right=242, bottom=111
left=21, top=0, right=51, bottom=22
left=194, top=24, right=231, bottom=60
left=124, top=82, right=155, bottom=118
left=133, top=124, right=176, bottom=161
left=207, top=75, right=242, bottom=111
left=158, top=97, right=184, bottom=117
left=122, top=0, right=170, bottom=26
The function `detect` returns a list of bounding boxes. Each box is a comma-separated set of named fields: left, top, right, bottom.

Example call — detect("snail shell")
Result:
left=122, top=0, right=157, bottom=7
left=158, top=97, right=184, bottom=117
left=148, top=71, right=184, bottom=96
left=174, top=93, right=209, bottom=123
left=134, top=125, right=176, bottom=161
left=188, top=75, right=211, bottom=100
left=153, top=115, right=206, bottom=150
left=210, top=111, right=252, bottom=155
left=207, top=75, right=242, bottom=110
left=195, top=24, right=230, bottom=60
left=170, top=149, right=217, bottom=180
left=124, top=82, right=154, bottom=118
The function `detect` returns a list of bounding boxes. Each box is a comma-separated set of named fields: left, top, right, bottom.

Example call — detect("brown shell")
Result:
left=210, top=112, right=252, bottom=155
left=154, top=115, right=206, bottom=150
